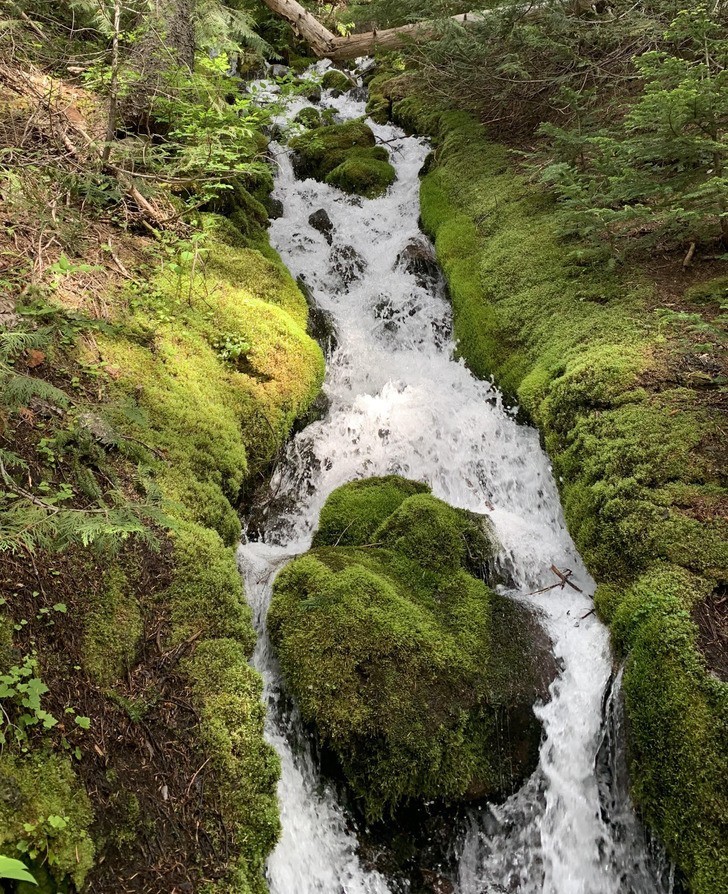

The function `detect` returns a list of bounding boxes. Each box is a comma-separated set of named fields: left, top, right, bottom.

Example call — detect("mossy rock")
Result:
left=366, top=95, right=391, bottom=125
left=290, top=118, right=376, bottom=178
left=322, top=69, right=355, bottom=96
left=325, top=150, right=396, bottom=199
left=268, top=476, right=556, bottom=820
left=294, top=106, right=321, bottom=129
left=289, top=119, right=395, bottom=197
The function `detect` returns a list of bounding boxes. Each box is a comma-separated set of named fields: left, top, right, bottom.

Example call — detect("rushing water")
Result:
left=239, top=66, right=671, bottom=894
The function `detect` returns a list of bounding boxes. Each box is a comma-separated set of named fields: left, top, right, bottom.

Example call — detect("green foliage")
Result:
left=0, top=855, right=37, bottom=885
left=542, top=6, right=728, bottom=255
left=377, top=0, right=728, bottom=256
left=0, top=751, right=94, bottom=889
left=269, top=477, right=551, bottom=820
left=0, top=654, right=58, bottom=747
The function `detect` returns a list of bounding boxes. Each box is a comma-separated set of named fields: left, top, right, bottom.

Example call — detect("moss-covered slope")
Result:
left=268, top=476, right=556, bottom=820
left=0, top=209, right=324, bottom=892
left=384, top=90, right=728, bottom=894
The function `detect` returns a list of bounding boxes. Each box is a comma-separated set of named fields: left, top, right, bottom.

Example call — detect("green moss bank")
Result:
left=268, top=477, right=556, bottom=821
left=385, top=90, right=727, bottom=893
left=1, top=212, right=324, bottom=889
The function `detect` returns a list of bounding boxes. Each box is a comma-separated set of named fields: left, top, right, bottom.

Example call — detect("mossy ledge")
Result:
left=382, top=89, right=728, bottom=894
left=268, top=476, right=557, bottom=822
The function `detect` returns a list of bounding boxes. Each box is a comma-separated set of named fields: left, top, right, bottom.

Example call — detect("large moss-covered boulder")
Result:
left=268, top=476, right=556, bottom=819
left=290, top=119, right=396, bottom=198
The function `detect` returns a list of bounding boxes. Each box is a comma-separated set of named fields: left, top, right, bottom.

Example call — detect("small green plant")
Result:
left=212, top=333, right=251, bottom=365
left=0, top=855, right=37, bottom=885
left=0, top=653, right=58, bottom=747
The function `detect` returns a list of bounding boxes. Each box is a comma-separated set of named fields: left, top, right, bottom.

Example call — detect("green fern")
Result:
left=0, top=327, right=68, bottom=411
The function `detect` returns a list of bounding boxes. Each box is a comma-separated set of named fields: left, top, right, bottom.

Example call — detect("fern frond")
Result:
left=195, top=0, right=273, bottom=57
left=0, top=500, right=168, bottom=554
left=0, top=327, right=51, bottom=363
left=0, top=447, right=28, bottom=471
left=0, top=371, right=69, bottom=410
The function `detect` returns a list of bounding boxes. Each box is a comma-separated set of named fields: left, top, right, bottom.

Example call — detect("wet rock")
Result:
left=421, top=869, right=455, bottom=894
left=266, top=197, right=284, bottom=220
left=330, top=244, right=367, bottom=287
left=396, top=238, right=441, bottom=288
left=297, top=275, right=337, bottom=354
left=301, top=83, right=322, bottom=103
left=419, top=150, right=437, bottom=178
left=269, top=64, right=289, bottom=79
left=350, top=85, right=368, bottom=103
left=308, top=208, right=334, bottom=244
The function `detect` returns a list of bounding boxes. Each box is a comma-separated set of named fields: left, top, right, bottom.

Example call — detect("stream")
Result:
left=238, top=66, right=674, bottom=894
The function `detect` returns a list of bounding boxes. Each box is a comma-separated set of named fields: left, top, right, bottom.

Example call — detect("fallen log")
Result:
left=259, top=0, right=485, bottom=61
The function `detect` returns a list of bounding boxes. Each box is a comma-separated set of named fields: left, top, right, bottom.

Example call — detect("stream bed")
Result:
left=239, top=67, right=673, bottom=894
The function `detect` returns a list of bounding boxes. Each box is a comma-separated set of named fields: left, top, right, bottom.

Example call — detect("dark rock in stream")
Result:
left=266, top=197, right=284, bottom=220
left=308, top=208, right=334, bottom=244
left=330, top=243, right=367, bottom=287
left=396, top=238, right=441, bottom=288
left=297, top=275, right=337, bottom=355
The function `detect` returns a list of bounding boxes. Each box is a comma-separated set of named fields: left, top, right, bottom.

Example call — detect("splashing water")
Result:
left=239, top=66, right=670, bottom=894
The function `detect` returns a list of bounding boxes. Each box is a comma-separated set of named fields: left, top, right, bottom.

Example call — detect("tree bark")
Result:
left=259, top=0, right=485, bottom=61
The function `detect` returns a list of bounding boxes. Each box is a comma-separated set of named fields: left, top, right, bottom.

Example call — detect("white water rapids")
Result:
left=239, top=69, right=672, bottom=894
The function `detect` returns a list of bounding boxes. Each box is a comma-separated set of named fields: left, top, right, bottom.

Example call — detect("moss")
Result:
left=269, top=477, right=552, bottom=820
left=94, top=223, right=324, bottom=545
left=290, top=118, right=376, bottom=177
left=82, top=566, right=143, bottom=687
left=325, top=150, right=396, bottom=199
left=393, top=88, right=728, bottom=893
left=184, top=639, right=280, bottom=894
left=165, top=521, right=256, bottom=650
left=69, top=207, right=324, bottom=886
left=321, top=69, right=354, bottom=95
left=289, top=119, right=395, bottom=197
left=0, top=613, right=13, bottom=673
left=366, top=95, right=390, bottom=125
left=313, top=475, right=429, bottom=547
left=0, top=752, right=95, bottom=889
left=598, top=564, right=728, bottom=894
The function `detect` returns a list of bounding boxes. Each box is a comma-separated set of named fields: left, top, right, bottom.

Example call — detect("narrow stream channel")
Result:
left=239, top=67, right=673, bottom=894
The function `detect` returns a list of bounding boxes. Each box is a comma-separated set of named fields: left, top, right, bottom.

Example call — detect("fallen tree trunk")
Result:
left=260, top=0, right=485, bottom=61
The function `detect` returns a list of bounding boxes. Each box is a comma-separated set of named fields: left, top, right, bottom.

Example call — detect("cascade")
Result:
left=239, top=66, right=671, bottom=894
